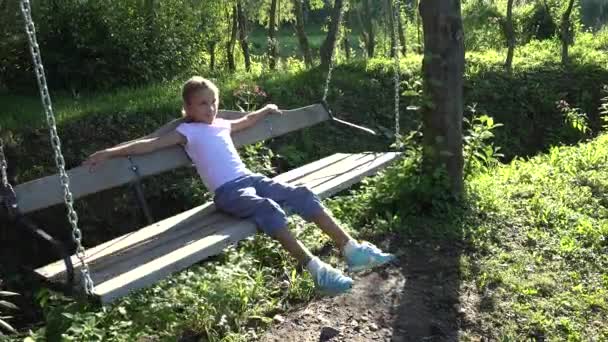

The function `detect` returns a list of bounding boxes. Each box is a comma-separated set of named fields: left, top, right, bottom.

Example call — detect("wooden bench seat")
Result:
left=35, top=152, right=400, bottom=303
left=12, top=104, right=329, bottom=214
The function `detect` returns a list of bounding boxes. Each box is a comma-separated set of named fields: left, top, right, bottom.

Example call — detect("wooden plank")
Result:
left=35, top=152, right=350, bottom=281
left=15, top=104, right=329, bottom=214
left=92, top=152, right=400, bottom=303
left=98, top=220, right=257, bottom=303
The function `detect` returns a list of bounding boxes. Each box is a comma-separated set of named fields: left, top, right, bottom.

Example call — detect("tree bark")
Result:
left=504, top=0, right=515, bottom=73
left=292, top=0, right=313, bottom=67
left=357, top=0, right=375, bottom=58
left=236, top=1, right=252, bottom=72
left=386, top=0, right=396, bottom=58
left=227, top=5, right=238, bottom=71
left=419, top=0, right=465, bottom=195
left=416, top=0, right=422, bottom=53
left=208, top=42, right=217, bottom=70
left=397, top=4, right=407, bottom=56
left=268, top=0, right=279, bottom=70
left=320, top=0, right=344, bottom=68
left=560, top=0, right=576, bottom=65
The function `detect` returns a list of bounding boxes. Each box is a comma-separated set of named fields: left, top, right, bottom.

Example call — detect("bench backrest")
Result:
left=14, top=104, right=329, bottom=214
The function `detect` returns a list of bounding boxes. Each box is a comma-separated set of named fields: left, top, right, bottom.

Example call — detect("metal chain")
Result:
left=0, top=138, right=8, bottom=188
left=392, top=0, right=402, bottom=146
left=19, top=0, right=94, bottom=295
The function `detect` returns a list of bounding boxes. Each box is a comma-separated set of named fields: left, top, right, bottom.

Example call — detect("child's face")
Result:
left=185, top=88, right=218, bottom=124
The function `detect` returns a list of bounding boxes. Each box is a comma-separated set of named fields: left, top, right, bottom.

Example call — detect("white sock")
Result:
left=343, top=239, right=359, bottom=258
left=307, top=256, right=324, bottom=275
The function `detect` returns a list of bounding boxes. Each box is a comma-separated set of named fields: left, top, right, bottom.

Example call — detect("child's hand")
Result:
left=263, top=104, right=282, bottom=115
left=82, top=150, right=111, bottom=172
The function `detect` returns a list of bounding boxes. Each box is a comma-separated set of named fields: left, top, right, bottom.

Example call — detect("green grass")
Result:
left=462, top=135, right=608, bottom=340
left=12, top=129, right=608, bottom=342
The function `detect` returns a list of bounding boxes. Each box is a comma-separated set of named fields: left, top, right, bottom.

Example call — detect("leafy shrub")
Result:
left=2, top=0, right=204, bottom=92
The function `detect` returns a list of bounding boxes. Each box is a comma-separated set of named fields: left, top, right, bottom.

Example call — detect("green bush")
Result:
left=1, top=0, right=204, bottom=92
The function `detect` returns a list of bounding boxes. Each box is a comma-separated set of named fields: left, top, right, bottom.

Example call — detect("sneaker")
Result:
left=311, top=261, right=353, bottom=296
left=345, top=241, right=395, bottom=272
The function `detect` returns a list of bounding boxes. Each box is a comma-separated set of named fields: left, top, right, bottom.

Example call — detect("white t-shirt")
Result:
left=176, top=119, right=250, bottom=192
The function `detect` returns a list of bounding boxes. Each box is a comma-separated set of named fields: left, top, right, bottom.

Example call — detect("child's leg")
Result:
left=214, top=176, right=352, bottom=294
left=251, top=175, right=395, bottom=272
left=309, top=209, right=354, bottom=251
left=272, top=227, right=313, bottom=265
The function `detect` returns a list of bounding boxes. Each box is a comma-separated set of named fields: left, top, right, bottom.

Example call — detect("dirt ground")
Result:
left=258, top=242, right=482, bottom=342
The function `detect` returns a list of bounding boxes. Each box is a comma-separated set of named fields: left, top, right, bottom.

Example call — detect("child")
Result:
left=83, top=76, right=394, bottom=295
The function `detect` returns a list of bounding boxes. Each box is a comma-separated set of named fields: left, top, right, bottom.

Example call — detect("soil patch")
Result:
left=259, top=242, right=478, bottom=341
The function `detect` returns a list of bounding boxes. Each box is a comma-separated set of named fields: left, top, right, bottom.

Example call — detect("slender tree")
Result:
left=386, top=0, right=397, bottom=58
left=236, top=0, right=252, bottom=71
left=397, top=2, right=407, bottom=56
left=560, top=0, right=576, bottom=65
left=320, top=0, right=344, bottom=68
left=227, top=5, right=238, bottom=71
left=357, top=0, right=376, bottom=58
left=292, top=0, right=313, bottom=67
left=504, top=0, right=515, bottom=73
left=416, top=0, right=422, bottom=53
left=419, top=0, right=465, bottom=195
left=268, top=0, right=279, bottom=69
left=343, top=9, right=352, bottom=60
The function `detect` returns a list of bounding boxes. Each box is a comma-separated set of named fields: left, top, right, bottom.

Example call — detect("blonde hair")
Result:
left=181, top=76, right=219, bottom=117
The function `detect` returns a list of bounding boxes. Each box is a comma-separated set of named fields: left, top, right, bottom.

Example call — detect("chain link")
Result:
left=322, top=2, right=402, bottom=145
left=0, top=138, right=8, bottom=188
left=19, top=0, right=94, bottom=295
left=392, top=0, right=402, bottom=146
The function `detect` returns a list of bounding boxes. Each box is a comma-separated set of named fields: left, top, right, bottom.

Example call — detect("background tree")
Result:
left=356, top=0, right=376, bottom=58
left=268, top=0, right=279, bottom=69
left=292, top=0, right=313, bottom=67
left=320, top=0, right=344, bottom=68
left=227, top=5, right=239, bottom=71
left=419, top=0, right=465, bottom=195
left=198, top=1, right=230, bottom=71
left=236, top=0, right=252, bottom=71
left=385, top=0, right=397, bottom=58
left=560, top=0, right=576, bottom=65
left=397, top=2, right=407, bottom=56
left=504, top=0, right=515, bottom=73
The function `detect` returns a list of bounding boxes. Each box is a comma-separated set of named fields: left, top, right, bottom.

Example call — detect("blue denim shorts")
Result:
left=213, top=173, right=324, bottom=236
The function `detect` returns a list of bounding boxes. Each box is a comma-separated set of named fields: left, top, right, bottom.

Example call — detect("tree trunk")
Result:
left=227, top=5, right=238, bottom=71
left=419, top=0, right=465, bottom=195
left=416, top=0, right=422, bottom=53
left=343, top=9, right=351, bottom=60
left=292, top=0, right=313, bottom=67
left=359, top=0, right=375, bottom=58
left=320, top=0, right=344, bottom=68
left=397, top=4, right=407, bottom=56
left=504, top=0, right=515, bottom=73
left=386, top=0, right=396, bottom=58
left=236, top=1, right=251, bottom=72
left=268, top=0, right=279, bottom=70
left=560, top=0, right=576, bottom=65
left=208, top=42, right=216, bottom=70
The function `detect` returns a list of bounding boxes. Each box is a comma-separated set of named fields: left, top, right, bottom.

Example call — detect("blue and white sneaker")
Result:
left=311, top=261, right=353, bottom=296
left=345, top=241, right=395, bottom=272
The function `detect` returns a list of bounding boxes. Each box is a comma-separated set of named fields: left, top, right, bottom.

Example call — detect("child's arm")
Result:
left=229, top=104, right=282, bottom=133
left=83, top=130, right=186, bottom=171
left=115, top=117, right=188, bottom=147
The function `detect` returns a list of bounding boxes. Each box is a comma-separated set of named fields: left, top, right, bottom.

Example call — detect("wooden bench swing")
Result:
left=2, top=0, right=403, bottom=304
